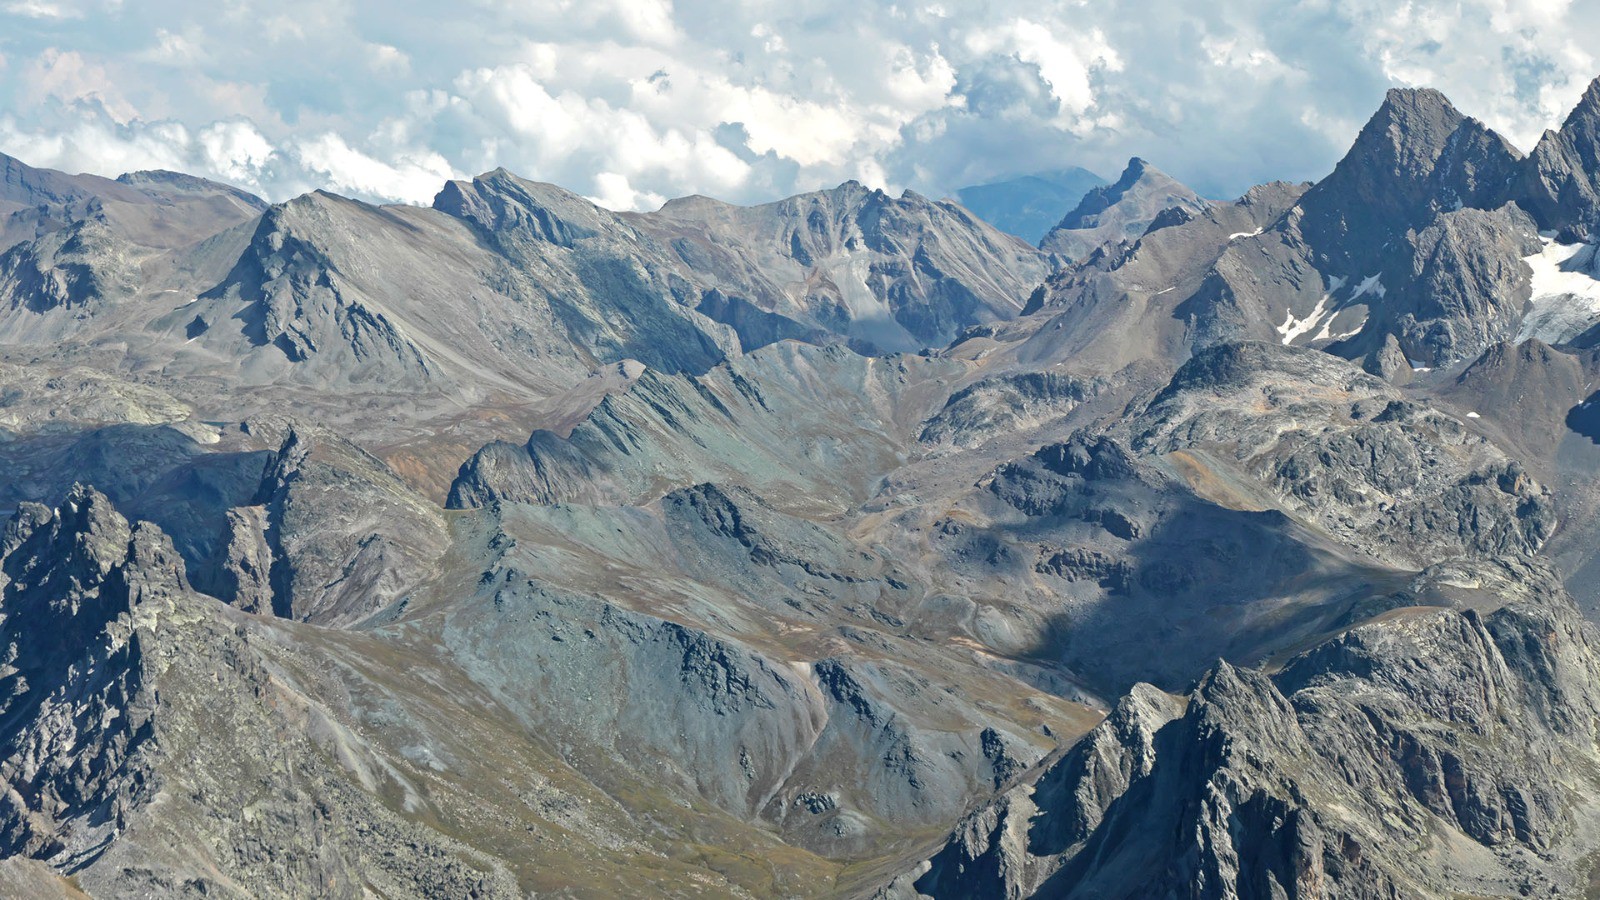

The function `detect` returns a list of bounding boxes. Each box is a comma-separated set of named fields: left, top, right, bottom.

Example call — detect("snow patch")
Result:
left=1517, top=238, right=1600, bottom=345
left=1314, top=307, right=1368, bottom=342
left=1280, top=274, right=1368, bottom=345
left=1466, top=412, right=1480, bottom=418
left=1228, top=227, right=1264, bottom=240
left=1349, top=274, right=1386, bottom=301
left=1278, top=293, right=1335, bottom=345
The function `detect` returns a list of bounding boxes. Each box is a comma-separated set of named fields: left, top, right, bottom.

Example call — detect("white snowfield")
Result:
left=1276, top=274, right=1369, bottom=345
left=1228, top=227, right=1264, bottom=240
left=1278, top=293, right=1333, bottom=344
left=1517, top=238, right=1600, bottom=345
left=1349, top=274, right=1386, bottom=302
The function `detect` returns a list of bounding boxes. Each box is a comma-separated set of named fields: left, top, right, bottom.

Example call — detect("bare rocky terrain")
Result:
left=7, top=81, right=1600, bottom=899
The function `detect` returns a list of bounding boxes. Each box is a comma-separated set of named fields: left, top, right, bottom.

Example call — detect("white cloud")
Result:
left=0, top=0, right=1595, bottom=211
left=140, top=28, right=209, bottom=66
left=199, top=120, right=274, bottom=183
left=366, top=43, right=409, bottom=74
left=291, top=133, right=459, bottom=203
left=965, top=19, right=1121, bottom=128
left=21, top=48, right=138, bottom=123
left=0, top=115, right=190, bottom=176
left=4, top=1, right=83, bottom=20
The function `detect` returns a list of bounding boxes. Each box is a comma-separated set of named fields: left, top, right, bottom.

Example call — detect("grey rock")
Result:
left=0, top=151, right=265, bottom=254
left=196, top=505, right=274, bottom=614
left=0, top=489, right=533, bottom=897
left=1333, top=204, right=1542, bottom=368
left=1136, top=342, right=1556, bottom=568
left=0, top=485, right=165, bottom=865
left=1515, top=77, right=1600, bottom=239
left=1040, top=158, right=1212, bottom=262
left=641, top=178, right=1049, bottom=353
left=918, top=371, right=1102, bottom=452
left=247, top=424, right=448, bottom=625
left=1298, top=88, right=1524, bottom=271
left=449, top=341, right=961, bottom=515
left=903, top=561, right=1600, bottom=899
left=1361, top=332, right=1414, bottom=384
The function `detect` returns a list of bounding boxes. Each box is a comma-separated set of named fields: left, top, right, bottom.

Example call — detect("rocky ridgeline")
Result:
left=0, top=488, right=524, bottom=897
left=890, top=559, right=1600, bottom=899
left=997, top=82, right=1600, bottom=377
left=7, top=79, right=1600, bottom=899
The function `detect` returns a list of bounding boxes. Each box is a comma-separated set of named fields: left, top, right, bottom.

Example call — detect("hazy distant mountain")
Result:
left=13, top=77, right=1600, bottom=900
left=954, top=167, right=1107, bottom=244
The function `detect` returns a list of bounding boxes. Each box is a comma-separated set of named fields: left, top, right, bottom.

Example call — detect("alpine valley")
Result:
left=12, top=81, right=1600, bottom=899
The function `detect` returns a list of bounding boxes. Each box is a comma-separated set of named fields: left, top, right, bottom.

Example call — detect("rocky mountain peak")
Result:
left=1295, top=86, right=1525, bottom=279
left=432, top=169, right=609, bottom=246
left=1056, top=157, right=1177, bottom=229
left=953, top=166, right=1107, bottom=243
left=1300, top=88, right=1465, bottom=224
left=1367, top=87, right=1467, bottom=161
left=1039, top=157, right=1209, bottom=260
left=1518, top=77, right=1600, bottom=236
left=113, top=170, right=268, bottom=209
left=1562, top=76, right=1600, bottom=133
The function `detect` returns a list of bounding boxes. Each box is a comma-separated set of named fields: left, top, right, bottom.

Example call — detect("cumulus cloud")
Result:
left=0, top=0, right=1594, bottom=210
left=198, top=120, right=274, bottom=183
left=291, top=133, right=460, bottom=203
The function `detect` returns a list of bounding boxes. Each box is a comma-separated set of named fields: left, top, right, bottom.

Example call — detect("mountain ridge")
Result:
left=8, top=78, right=1600, bottom=899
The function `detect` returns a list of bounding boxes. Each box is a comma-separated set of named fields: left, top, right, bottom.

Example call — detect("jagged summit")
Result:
left=1561, top=75, right=1600, bottom=132
left=1296, top=87, right=1523, bottom=269
left=1518, top=76, right=1600, bottom=237
left=432, top=168, right=611, bottom=243
left=1362, top=87, right=1471, bottom=164
left=1038, top=156, right=1209, bottom=260
left=1054, top=157, right=1152, bottom=227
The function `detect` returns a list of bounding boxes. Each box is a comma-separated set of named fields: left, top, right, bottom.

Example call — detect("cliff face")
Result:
left=0, top=487, right=526, bottom=897
left=897, top=559, right=1600, bottom=900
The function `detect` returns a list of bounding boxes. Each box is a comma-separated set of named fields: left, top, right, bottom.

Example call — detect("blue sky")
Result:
left=0, top=0, right=1594, bottom=210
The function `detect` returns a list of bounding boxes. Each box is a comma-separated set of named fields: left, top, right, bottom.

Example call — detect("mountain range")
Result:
left=6, top=79, right=1600, bottom=898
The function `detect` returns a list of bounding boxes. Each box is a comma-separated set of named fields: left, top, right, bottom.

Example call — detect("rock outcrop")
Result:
left=1039, top=158, right=1212, bottom=261
left=895, top=560, right=1600, bottom=900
